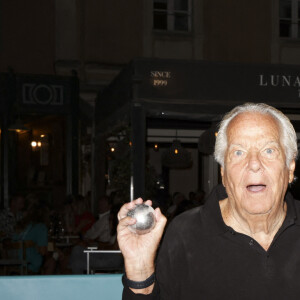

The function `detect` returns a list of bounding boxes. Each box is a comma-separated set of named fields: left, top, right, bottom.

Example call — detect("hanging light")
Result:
left=31, top=140, right=42, bottom=150
left=31, top=135, right=44, bottom=150
left=161, top=139, right=192, bottom=169
left=171, top=139, right=182, bottom=155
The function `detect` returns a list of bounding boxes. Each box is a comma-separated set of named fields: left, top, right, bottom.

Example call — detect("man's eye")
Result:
left=265, top=148, right=274, bottom=155
left=234, top=150, right=243, bottom=156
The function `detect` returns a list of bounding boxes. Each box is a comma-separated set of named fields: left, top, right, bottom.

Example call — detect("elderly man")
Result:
left=118, top=103, right=300, bottom=299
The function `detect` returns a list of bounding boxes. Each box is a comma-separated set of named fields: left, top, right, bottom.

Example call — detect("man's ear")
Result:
left=221, top=167, right=225, bottom=187
left=289, top=160, right=296, bottom=183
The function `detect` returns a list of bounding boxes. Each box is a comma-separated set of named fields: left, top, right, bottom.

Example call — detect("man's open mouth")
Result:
left=246, top=184, right=266, bottom=192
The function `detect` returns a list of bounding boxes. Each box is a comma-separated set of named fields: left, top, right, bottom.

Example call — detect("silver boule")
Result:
left=127, top=203, right=156, bottom=235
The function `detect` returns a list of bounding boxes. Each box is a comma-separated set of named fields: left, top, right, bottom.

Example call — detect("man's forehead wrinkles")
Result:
left=228, top=143, right=244, bottom=149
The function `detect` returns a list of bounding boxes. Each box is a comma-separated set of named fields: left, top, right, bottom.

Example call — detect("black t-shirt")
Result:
left=123, top=188, right=300, bottom=299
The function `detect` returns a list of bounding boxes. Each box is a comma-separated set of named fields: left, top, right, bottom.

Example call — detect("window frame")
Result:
left=153, top=0, right=192, bottom=33
left=279, top=0, right=300, bottom=39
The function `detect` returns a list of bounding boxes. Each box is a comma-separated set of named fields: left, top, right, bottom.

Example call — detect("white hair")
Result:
left=214, top=103, right=298, bottom=168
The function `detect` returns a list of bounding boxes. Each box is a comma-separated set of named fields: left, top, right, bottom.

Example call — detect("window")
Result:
left=153, top=0, right=192, bottom=32
left=279, top=0, right=300, bottom=38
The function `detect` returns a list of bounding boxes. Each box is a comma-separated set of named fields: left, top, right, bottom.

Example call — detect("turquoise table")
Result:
left=0, top=274, right=123, bottom=300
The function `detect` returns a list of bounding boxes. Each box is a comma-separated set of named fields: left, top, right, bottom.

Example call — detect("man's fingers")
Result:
left=117, top=198, right=144, bottom=220
left=118, top=216, right=136, bottom=231
left=154, top=207, right=167, bottom=231
left=144, top=199, right=153, bottom=206
left=154, top=207, right=166, bottom=221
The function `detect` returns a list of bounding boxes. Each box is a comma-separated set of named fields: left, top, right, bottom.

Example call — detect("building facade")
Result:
left=0, top=1, right=299, bottom=207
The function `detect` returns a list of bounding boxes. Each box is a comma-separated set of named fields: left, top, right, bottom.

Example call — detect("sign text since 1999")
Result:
left=150, top=71, right=171, bottom=86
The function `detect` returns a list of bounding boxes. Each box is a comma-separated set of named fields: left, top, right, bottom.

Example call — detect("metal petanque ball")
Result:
left=127, top=204, right=156, bottom=235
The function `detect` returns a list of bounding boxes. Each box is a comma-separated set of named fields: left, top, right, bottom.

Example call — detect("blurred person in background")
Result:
left=72, top=195, right=95, bottom=236
left=192, top=190, right=206, bottom=207
left=166, top=192, right=185, bottom=221
left=84, top=195, right=112, bottom=243
left=13, top=203, right=49, bottom=274
left=0, top=194, right=25, bottom=239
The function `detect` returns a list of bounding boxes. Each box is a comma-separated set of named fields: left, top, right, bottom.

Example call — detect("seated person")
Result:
left=72, top=195, right=95, bottom=236
left=83, top=195, right=112, bottom=243
left=0, top=194, right=25, bottom=239
left=13, top=203, right=49, bottom=274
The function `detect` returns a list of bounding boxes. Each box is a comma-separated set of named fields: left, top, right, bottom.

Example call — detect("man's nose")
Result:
left=247, top=151, right=262, bottom=172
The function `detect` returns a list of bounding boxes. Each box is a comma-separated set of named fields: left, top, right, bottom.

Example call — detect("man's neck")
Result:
left=220, top=198, right=287, bottom=251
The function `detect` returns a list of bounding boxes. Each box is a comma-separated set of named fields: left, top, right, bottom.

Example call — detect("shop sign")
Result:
left=22, top=83, right=64, bottom=105
left=258, top=74, right=300, bottom=98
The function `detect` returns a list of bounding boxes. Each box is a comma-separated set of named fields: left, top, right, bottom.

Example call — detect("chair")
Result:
left=0, top=240, right=35, bottom=275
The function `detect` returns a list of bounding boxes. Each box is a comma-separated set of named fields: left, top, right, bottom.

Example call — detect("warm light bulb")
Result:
left=174, top=148, right=179, bottom=154
left=31, top=141, right=37, bottom=147
left=111, top=147, right=115, bottom=152
left=37, top=141, right=42, bottom=147
left=40, top=134, right=45, bottom=138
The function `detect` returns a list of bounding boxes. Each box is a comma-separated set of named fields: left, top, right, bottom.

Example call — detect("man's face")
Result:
left=221, top=112, right=295, bottom=216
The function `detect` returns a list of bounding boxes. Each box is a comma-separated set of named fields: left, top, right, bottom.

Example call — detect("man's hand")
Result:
left=117, top=198, right=167, bottom=294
